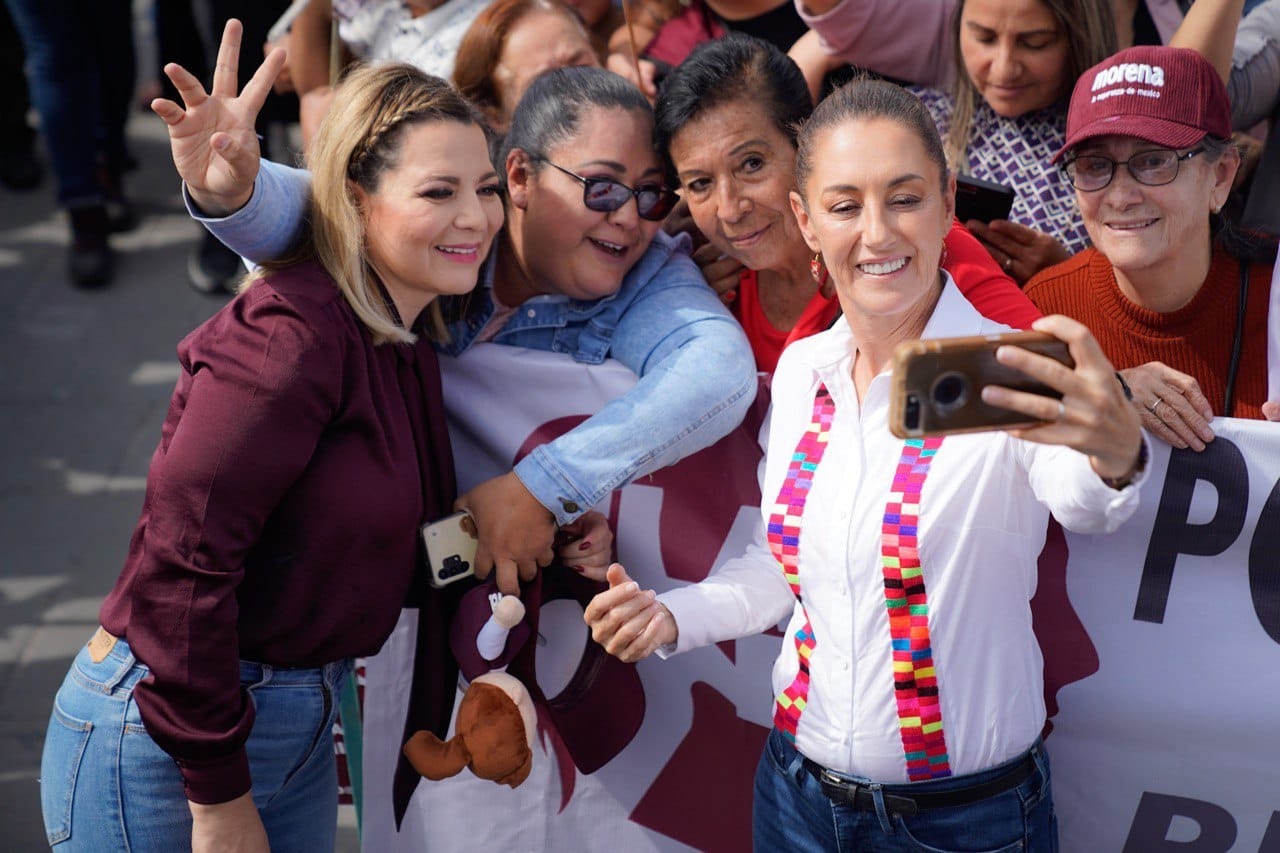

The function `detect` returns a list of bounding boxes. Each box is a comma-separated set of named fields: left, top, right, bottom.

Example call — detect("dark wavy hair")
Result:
left=654, top=33, right=812, bottom=171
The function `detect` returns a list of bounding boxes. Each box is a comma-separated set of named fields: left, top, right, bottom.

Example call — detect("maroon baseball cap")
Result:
left=1055, top=46, right=1231, bottom=163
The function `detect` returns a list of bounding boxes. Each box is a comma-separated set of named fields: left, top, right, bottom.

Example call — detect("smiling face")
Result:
left=958, top=0, right=1072, bottom=117
left=668, top=98, right=808, bottom=275
left=508, top=106, right=665, bottom=302
left=791, top=117, right=954, bottom=328
left=1073, top=135, right=1236, bottom=299
left=356, top=121, right=505, bottom=323
left=494, top=10, right=599, bottom=128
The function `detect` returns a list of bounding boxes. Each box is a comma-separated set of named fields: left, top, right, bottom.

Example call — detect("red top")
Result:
left=1025, top=246, right=1274, bottom=419
left=734, top=220, right=1041, bottom=371
left=100, top=261, right=458, bottom=804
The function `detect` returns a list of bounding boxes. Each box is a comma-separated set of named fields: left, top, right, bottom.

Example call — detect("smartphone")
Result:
left=422, top=511, right=479, bottom=588
left=888, top=331, right=1075, bottom=439
left=955, top=175, right=1016, bottom=225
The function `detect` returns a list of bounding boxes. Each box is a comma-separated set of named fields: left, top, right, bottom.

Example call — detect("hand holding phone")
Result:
left=889, top=331, right=1074, bottom=438
left=422, top=511, right=479, bottom=588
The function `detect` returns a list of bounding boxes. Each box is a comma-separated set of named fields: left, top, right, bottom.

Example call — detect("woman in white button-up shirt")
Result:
left=586, top=78, right=1147, bottom=852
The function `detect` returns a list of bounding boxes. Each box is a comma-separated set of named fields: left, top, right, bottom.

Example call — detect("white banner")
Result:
left=360, top=344, right=1280, bottom=853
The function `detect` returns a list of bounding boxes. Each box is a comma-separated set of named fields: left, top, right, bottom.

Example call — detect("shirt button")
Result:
left=562, top=500, right=580, bottom=514
left=526, top=308, right=536, bottom=318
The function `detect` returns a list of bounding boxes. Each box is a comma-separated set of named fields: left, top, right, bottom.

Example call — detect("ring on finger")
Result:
left=1055, top=400, right=1066, bottom=421
left=1003, top=257, right=1013, bottom=272
left=1147, top=399, right=1163, bottom=415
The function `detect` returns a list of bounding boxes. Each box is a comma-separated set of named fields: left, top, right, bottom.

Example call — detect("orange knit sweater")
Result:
left=1024, top=247, right=1273, bottom=419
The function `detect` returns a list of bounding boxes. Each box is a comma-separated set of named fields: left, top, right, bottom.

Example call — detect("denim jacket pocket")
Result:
left=40, top=701, right=93, bottom=845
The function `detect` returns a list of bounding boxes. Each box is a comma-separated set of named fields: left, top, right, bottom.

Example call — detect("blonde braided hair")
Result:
left=248, top=62, right=487, bottom=345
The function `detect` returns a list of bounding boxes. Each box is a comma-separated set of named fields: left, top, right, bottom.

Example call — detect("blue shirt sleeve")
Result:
left=512, top=240, right=758, bottom=523
left=184, top=160, right=313, bottom=265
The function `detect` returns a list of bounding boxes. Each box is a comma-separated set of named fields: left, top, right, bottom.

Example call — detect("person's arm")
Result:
left=152, top=19, right=312, bottom=261
left=981, top=314, right=1148, bottom=531
left=1169, top=0, right=1245, bottom=84
left=511, top=239, right=757, bottom=526
left=793, top=0, right=957, bottom=89
left=126, top=283, right=343, bottom=806
left=1227, top=0, right=1280, bottom=129
left=943, top=220, right=1043, bottom=329
left=186, top=160, right=312, bottom=264
left=290, top=0, right=336, bottom=95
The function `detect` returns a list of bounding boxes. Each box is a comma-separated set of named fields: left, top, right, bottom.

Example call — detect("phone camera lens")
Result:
left=931, top=372, right=968, bottom=412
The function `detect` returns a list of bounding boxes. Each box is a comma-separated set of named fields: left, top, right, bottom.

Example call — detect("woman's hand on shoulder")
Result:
left=1119, top=362, right=1215, bottom=451
left=967, top=219, right=1070, bottom=284
left=456, top=471, right=557, bottom=595
left=980, top=315, right=1143, bottom=479
left=583, top=564, right=676, bottom=662
left=557, top=510, right=614, bottom=581
left=189, top=792, right=269, bottom=853
left=150, top=19, right=281, bottom=216
left=1264, top=402, right=1280, bottom=422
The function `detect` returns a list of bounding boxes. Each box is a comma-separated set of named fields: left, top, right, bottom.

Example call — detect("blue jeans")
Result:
left=4, top=0, right=134, bottom=206
left=753, top=728, right=1058, bottom=853
left=40, top=634, right=351, bottom=851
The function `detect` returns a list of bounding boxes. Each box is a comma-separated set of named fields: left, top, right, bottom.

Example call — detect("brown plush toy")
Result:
left=402, top=670, right=537, bottom=788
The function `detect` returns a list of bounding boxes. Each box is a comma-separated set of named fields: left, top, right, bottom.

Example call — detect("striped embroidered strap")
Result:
left=768, top=385, right=835, bottom=740
left=881, top=437, right=952, bottom=780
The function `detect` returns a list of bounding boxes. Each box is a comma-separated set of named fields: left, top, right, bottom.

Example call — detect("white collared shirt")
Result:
left=660, top=278, right=1147, bottom=781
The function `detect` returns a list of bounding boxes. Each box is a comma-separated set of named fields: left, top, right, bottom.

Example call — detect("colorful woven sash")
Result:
left=768, top=385, right=835, bottom=740
left=882, top=437, right=951, bottom=780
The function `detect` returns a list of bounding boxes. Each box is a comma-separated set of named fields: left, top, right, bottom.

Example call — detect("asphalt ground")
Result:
left=0, top=111, right=361, bottom=851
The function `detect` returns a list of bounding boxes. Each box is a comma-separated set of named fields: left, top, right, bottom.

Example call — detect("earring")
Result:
left=810, top=253, right=826, bottom=284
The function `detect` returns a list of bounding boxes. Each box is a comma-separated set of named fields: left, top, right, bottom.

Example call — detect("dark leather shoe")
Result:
left=68, top=205, right=113, bottom=288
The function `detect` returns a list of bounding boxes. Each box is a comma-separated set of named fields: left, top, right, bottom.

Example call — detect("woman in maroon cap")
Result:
left=1024, top=44, right=1279, bottom=444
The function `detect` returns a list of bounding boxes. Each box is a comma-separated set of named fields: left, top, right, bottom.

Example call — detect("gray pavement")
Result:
left=0, top=114, right=359, bottom=851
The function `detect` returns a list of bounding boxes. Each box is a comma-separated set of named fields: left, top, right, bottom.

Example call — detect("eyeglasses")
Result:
left=537, top=159, right=679, bottom=222
left=1061, top=146, right=1206, bottom=192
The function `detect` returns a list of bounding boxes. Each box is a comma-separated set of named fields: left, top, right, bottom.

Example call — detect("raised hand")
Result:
left=980, top=314, right=1143, bottom=482
left=150, top=19, right=286, bottom=216
left=583, top=564, right=676, bottom=662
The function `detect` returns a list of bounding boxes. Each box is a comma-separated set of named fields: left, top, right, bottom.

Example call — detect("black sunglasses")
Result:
left=537, top=159, right=679, bottom=222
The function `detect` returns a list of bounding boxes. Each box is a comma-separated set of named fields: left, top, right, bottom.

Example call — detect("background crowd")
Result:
left=5, top=0, right=1278, bottom=850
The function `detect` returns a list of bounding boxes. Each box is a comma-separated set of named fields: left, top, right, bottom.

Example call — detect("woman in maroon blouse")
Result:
left=40, top=51, right=507, bottom=852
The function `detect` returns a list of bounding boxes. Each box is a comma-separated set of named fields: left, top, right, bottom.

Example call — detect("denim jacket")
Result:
left=191, top=161, right=757, bottom=524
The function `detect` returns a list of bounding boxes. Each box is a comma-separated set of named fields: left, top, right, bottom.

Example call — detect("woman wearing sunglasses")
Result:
left=170, top=50, right=756, bottom=597
left=1024, top=46, right=1280, bottom=444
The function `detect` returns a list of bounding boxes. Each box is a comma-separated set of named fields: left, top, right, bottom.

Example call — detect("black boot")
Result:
left=68, top=204, right=113, bottom=288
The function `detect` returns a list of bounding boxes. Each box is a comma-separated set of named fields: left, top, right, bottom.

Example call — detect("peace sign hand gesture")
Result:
left=150, top=19, right=285, bottom=216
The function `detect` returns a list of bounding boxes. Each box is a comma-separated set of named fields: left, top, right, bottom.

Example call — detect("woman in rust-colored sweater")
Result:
left=1025, top=46, right=1278, bottom=448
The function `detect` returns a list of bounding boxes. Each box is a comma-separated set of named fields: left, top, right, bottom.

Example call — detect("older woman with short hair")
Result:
left=1025, top=45, right=1280, bottom=447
